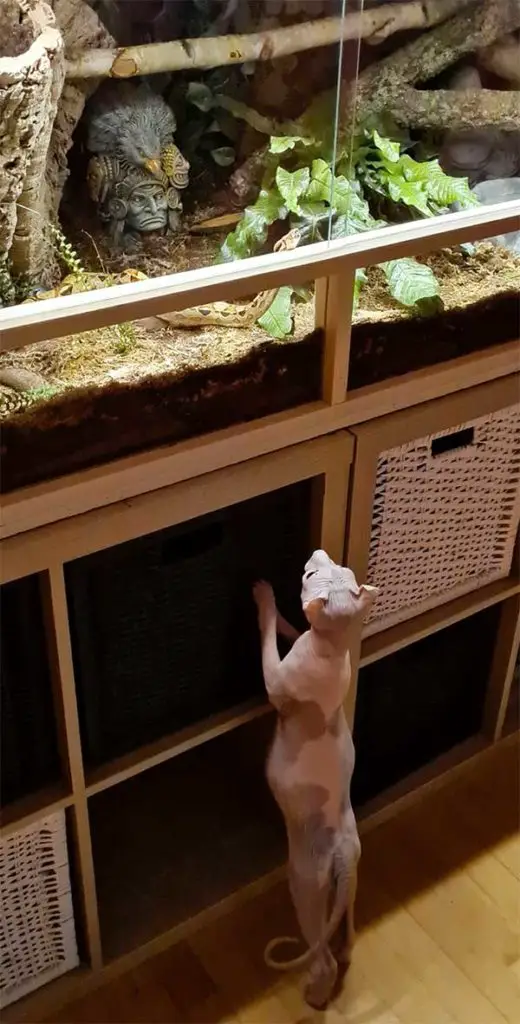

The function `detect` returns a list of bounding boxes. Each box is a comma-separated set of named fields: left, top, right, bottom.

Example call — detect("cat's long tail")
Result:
left=263, top=853, right=350, bottom=971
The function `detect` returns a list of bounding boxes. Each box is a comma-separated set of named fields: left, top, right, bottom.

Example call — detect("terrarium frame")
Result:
left=0, top=202, right=519, bottom=1021
left=1, top=200, right=519, bottom=541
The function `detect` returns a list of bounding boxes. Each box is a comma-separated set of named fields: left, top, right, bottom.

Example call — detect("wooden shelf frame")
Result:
left=0, top=432, right=354, bottom=988
left=1, top=204, right=519, bottom=1019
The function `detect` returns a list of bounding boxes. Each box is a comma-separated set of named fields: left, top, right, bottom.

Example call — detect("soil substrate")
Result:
left=1, top=240, right=518, bottom=494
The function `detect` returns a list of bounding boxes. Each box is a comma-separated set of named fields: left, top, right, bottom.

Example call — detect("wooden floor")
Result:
left=49, top=741, right=520, bottom=1024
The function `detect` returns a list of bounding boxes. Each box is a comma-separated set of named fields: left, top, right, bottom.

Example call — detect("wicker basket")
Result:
left=66, top=480, right=311, bottom=768
left=0, top=812, right=79, bottom=1007
left=364, top=404, right=520, bottom=636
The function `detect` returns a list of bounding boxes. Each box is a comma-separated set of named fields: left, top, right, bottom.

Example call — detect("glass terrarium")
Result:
left=0, top=0, right=519, bottom=488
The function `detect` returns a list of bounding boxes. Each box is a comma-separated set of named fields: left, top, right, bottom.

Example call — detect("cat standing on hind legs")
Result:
left=253, top=550, right=378, bottom=1009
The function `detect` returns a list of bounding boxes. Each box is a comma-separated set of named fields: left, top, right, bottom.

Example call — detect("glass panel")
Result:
left=348, top=231, right=520, bottom=390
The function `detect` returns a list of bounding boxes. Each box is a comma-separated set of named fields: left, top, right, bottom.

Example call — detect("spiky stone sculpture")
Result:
left=84, top=81, right=189, bottom=247
left=85, top=81, right=177, bottom=180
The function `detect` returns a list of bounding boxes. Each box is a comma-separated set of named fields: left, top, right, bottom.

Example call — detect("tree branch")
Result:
left=352, top=0, right=520, bottom=131
left=64, top=0, right=473, bottom=79
left=394, top=87, right=520, bottom=130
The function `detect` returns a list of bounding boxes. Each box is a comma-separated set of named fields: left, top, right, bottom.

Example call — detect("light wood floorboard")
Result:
left=48, top=742, right=519, bottom=1024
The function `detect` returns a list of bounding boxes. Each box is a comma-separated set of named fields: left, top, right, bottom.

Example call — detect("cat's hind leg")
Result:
left=330, top=808, right=361, bottom=968
left=287, top=819, right=338, bottom=1010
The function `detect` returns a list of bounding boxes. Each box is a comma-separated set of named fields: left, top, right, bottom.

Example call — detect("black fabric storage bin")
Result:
left=1, top=575, right=61, bottom=807
left=66, top=480, right=312, bottom=768
left=352, top=604, right=500, bottom=806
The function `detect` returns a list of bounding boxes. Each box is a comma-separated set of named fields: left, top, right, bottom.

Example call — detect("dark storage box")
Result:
left=1, top=575, right=61, bottom=807
left=352, top=605, right=501, bottom=806
left=66, top=480, right=312, bottom=768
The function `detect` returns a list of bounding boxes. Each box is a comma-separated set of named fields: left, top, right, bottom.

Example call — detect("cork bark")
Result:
left=0, top=0, right=113, bottom=287
left=0, top=1, right=64, bottom=279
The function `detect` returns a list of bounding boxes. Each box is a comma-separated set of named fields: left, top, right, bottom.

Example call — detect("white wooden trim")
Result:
left=1, top=201, right=518, bottom=350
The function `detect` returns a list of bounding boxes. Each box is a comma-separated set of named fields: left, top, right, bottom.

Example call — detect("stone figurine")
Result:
left=87, top=157, right=183, bottom=249
left=253, top=550, right=378, bottom=1009
left=84, top=81, right=189, bottom=245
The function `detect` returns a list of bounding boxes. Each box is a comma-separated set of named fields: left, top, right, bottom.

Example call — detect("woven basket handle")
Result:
left=431, top=426, right=475, bottom=458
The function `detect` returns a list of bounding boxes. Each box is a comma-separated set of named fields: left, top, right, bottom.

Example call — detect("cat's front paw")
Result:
left=253, top=580, right=276, bottom=629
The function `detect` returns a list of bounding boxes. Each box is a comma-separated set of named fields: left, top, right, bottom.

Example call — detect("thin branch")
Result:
left=64, top=0, right=474, bottom=79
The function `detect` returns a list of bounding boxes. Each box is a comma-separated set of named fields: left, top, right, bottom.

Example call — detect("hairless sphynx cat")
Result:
left=253, top=550, right=378, bottom=1009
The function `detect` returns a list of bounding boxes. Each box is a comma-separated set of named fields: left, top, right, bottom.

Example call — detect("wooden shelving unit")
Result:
left=1, top=206, right=519, bottom=1021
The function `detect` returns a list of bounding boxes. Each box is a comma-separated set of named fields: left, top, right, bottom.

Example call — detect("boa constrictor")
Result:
left=138, top=227, right=301, bottom=331
left=23, top=229, right=301, bottom=330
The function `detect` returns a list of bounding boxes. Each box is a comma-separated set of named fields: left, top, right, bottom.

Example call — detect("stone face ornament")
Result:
left=87, top=155, right=183, bottom=248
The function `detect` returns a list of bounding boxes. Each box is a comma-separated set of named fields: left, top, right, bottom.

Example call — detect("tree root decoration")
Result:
left=64, top=0, right=473, bottom=79
left=349, top=0, right=520, bottom=132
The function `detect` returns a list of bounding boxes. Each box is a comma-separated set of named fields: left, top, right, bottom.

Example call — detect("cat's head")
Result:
left=301, top=549, right=378, bottom=630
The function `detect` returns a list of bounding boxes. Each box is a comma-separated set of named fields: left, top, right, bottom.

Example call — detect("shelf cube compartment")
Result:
left=347, top=383, right=520, bottom=638
left=65, top=474, right=319, bottom=770
left=1, top=575, right=61, bottom=809
left=352, top=605, right=501, bottom=807
left=0, top=811, right=79, bottom=1007
left=89, top=716, right=284, bottom=961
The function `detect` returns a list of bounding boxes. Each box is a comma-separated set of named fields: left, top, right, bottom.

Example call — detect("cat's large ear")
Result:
left=357, top=584, right=379, bottom=617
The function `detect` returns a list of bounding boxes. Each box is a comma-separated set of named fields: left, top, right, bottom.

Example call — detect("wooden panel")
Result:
left=0, top=784, right=73, bottom=838
left=321, top=269, right=356, bottom=405
left=85, top=701, right=272, bottom=797
left=483, top=592, right=520, bottom=741
left=2, top=341, right=517, bottom=543
left=0, top=433, right=354, bottom=583
left=42, top=566, right=103, bottom=971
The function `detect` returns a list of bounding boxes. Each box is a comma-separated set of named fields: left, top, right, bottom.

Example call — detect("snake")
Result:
left=22, top=229, right=302, bottom=331
left=139, top=227, right=302, bottom=331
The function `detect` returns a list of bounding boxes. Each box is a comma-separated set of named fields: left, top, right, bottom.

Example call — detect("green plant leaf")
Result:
left=297, top=201, right=330, bottom=241
left=186, top=81, right=214, bottom=112
left=211, top=146, right=236, bottom=166
left=275, top=166, right=310, bottom=215
left=257, top=286, right=294, bottom=338
left=353, top=268, right=368, bottom=309
left=269, top=135, right=314, bottom=153
left=217, top=188, right=287, bottom=263
left=311, top=158, right=332, bottom=188
left=304, top=177, right=331, bottom=203
left=386, top=176, right=432, bottom=216
left=329, top=175, right=353, bottom=214
left=381, top=258, right=443, bottom=311
left=372, top=129, right=400, bottom=163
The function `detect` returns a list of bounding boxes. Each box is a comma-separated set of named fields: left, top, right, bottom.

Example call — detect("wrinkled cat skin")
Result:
left=253, top=550, right=378, bottom=1009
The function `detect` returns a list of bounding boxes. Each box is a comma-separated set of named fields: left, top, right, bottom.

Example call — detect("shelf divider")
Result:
left=42, top=565, right=103, bottom=972
left=483, top=591, right=520, bottom=742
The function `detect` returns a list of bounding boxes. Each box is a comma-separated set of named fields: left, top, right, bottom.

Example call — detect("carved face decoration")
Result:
left=125, top=181, right=169, bottom=232
left=301, top=549, right=378, bottom=630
